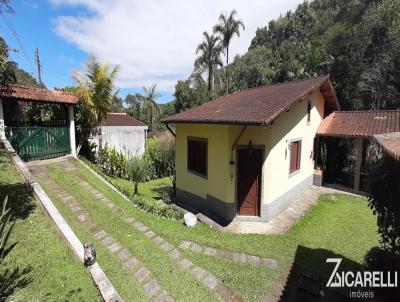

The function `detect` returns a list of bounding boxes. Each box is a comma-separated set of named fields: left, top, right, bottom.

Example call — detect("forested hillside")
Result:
left=174, top=0, right=400, bottom=111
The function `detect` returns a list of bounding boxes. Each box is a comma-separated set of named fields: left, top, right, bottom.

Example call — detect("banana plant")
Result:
left=0, top=196, right=16, bottom=264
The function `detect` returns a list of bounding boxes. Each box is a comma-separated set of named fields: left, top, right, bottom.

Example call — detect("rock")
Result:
left=184, top=212, right=197, bottom=227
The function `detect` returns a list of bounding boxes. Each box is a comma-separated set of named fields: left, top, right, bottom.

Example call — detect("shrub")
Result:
left=126, top=157, right=147, bottom=195
left=0, top=196, right=16, bottom=264
left=364, top=246, right=400, bottom=299
left=142, top=138, right=175, bottom=180
left=367, top=152, right=400, bottom=253
left=96, top=144, right=127, bottom=178
left=80, top=157, right=182, bottom=220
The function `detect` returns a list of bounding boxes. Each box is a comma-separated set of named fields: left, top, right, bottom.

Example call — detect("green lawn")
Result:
left=0, top=151, right=100, bottom=301
left=35, top=158, right=379, bottom=302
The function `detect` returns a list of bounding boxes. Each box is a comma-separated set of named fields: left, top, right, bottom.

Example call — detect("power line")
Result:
left=0, top=14, right=36, bottom=75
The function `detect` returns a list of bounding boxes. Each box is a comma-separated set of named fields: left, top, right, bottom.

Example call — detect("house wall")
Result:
left=92, top=126, right=148, bottom=158
left=175, top=89, right=324, bottom=223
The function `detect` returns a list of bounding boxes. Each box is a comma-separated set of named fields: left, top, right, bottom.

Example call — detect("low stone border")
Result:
left=36, top=174, right=173, bottom=302
left=178, top=241, right=277, bottom=269
left=0, top=138, right=123, bottom=302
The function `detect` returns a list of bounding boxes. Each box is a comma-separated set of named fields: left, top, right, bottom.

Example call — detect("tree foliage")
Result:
left=213, top=9, right=245, bottom=94
left=367, top=153, right=400, bottom=253
left=194, top=32, right=224, bottom=99
left=174, top=0, right=400, bottom=112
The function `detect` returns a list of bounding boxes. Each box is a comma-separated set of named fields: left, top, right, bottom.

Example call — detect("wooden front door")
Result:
left=237, top=148, right=262, bottom=216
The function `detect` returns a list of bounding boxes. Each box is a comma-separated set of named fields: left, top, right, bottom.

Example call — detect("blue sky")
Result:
left=1, top=0, right=301, bottom=104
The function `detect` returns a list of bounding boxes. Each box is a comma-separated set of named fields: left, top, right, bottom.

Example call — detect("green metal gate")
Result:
left=5, top=121, right=71, bottom=161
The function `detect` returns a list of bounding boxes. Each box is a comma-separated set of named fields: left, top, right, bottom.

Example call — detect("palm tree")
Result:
left=126, top=158, right=146, bottom=195
left=195, top=32, right=224, bottom=100
left=73, top=55, right=120, bottom=126
left=213, top=10, right=245, bottom=94
left=140, top=84, right=161, bottom=131
left=73, top=55, right=119, bottom=152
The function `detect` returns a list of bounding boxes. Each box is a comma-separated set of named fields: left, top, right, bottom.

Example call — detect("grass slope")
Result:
left=0, top=151, right=99, bottom=301
left=35, top=158, right=379, bottom=301
left=73, top=159, right=379, bottom=301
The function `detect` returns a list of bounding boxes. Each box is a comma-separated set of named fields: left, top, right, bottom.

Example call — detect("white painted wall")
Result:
left=93, top=126, right=148, bottom=158
left=0, top=99, right=4, bottom=139
left=68, top=105, right=77, bottom=157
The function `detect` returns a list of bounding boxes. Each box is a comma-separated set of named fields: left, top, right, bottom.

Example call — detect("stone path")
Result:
left=178, top=241, right=277, bottom=269
left=224, top=185, right=363, bottom=235
left=30, top=160, right=245, bottom=302
left=30, top=165, right=174, bottom=302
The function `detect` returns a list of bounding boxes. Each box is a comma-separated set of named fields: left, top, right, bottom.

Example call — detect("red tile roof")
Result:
left=100, top=113, right=147, bottom=127
left=0, top=84, right=78, bottom=104
left=374, top=132, right=400, bottom=160
left=317, top=111, right=400, bottom=138
left=163, top=75, right=338, bottom=125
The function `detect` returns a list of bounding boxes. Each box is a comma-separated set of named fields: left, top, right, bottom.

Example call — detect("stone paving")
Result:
left=224, top=185, right=362, bottom=235
left=179, top=241, right=277, bottom=269
left=30, top=159, right=245, bottom=302
left=30, top=165, right=174, bottom=302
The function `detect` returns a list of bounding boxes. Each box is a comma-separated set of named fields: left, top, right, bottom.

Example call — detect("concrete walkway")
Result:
left=224, top=186, right=364, bottom=235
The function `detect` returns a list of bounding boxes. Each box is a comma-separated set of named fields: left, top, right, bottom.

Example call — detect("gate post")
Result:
left=68, top=105, right=77, bottom=157
left=0, top=99, right=4, bottom=139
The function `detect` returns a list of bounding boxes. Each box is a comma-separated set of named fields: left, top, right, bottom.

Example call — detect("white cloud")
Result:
left=51, top=0, right=302, bottom=92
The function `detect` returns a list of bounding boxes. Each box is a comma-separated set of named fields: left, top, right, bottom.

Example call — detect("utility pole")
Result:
left=34, top=47, right=42, bottom=85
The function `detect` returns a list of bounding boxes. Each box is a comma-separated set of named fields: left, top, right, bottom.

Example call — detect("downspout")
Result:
left=165, top=122, right=176, bottom=137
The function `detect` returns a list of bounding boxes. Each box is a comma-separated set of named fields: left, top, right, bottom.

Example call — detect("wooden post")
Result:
left=0, top=99, right=4, bottom=139
left=68, top=105, right=77, bottom=157
left=353, top=138, right=363, bottom=191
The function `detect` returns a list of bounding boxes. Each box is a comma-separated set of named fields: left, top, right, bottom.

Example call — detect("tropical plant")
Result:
left=126, top=158, right=147, bottom=195
left=194, top=32, right=224, bottom=100
left=72, top=55, right=120, bottom=152
left=0, top=196, right=16, bottom=264
left=96, top=144, right=127, bottom=178
left=213, top=9, right=245, bottom=94
left=140, top=84, right=161, bottom=131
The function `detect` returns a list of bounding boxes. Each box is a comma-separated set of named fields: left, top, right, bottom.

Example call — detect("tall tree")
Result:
left=213, top=9, right=245, bottom=94
left=140, top=84, right=160, bottom=131
left=194, top=32, right=223, bottom=100
left=73, top=55, right=119, bottom=126
left=72, top=55, right=119, bottom=152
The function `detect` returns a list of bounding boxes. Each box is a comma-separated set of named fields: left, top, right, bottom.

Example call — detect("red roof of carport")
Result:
left=317, top=110, right=400, bottom=138
left=0, top=84, right=78, bottom=104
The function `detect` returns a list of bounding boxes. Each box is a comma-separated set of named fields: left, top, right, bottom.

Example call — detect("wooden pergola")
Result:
left=0, top=84, right=79, bottom=161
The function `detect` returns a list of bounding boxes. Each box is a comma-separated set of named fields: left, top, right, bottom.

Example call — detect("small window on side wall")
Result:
left=307, top=101, right=311, bottom=124
left=289, top=140, right=302, bottom=174
left=187, top=137, right=207, bottom=177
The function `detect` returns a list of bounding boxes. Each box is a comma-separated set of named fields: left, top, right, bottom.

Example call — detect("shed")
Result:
left=92, top=112, right=148, bottom=158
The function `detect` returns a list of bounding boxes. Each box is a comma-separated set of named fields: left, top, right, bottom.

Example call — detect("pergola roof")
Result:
left=374, top=132, right=400, bottom=160
left=0, top=85, right=78, bottom=105
left=164, top=75, right=339, bottom=125
left=317, top=110, right=400, bottom=138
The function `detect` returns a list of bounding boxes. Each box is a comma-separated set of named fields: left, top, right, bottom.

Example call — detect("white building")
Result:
left=93, top=112, right=148, bottom=158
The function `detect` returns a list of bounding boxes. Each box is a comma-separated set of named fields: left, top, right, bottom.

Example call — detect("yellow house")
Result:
left=164, top=75, right=339, bottom=225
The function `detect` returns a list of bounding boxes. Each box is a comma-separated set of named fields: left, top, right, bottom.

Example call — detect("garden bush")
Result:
left=142, top=137, right=175, bottom=180
left=80, top=157, right=182, bottom=220
left=96, top=144, right=127, bottom=178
